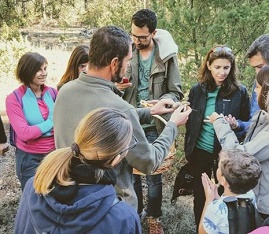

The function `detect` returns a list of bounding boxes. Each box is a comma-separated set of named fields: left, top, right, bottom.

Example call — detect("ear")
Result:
left=110, top=154, right=122, bottom=167
left=152, top=29, right=157, bottom=37
left=207, top=61, right=211, bottom=70
left=111, top=57, right=119, bottom=73
left=220, top=176, right=228, bottom=187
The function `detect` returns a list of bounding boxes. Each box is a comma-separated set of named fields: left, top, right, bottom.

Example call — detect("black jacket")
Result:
left=184, top=83, right=250, bottom=161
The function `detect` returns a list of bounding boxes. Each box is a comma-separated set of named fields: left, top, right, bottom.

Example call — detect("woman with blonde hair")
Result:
left=14, top=108, right=141, bottom=234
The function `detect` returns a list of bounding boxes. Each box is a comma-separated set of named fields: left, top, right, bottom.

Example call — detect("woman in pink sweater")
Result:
left=6, top=52, right=57, bottom=190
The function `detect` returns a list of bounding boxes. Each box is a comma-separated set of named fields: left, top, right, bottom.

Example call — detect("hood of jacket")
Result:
left=153, top=29, right=178, bottom=60
left=24, top=177, right=117, bottom=233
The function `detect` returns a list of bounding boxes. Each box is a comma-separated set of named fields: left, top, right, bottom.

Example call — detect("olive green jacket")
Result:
left=123, top=29, right=183, bottom=133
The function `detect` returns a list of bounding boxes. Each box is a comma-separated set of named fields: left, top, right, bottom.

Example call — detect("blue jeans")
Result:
left=133, top=127, right=162, bottom=218
left=15, top=148, right=46, bottom=191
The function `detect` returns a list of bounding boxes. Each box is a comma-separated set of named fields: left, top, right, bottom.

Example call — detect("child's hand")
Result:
left=225, top=114, right=238, bottom=129
left=201, top=173, right=219, bottom=202
left=204, top=112, right=223, bottom=123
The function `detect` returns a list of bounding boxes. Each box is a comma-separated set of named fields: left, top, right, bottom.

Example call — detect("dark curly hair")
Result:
left=219, top=149, right=261, bottom=194
left=131, top=9, right=157, bottom=33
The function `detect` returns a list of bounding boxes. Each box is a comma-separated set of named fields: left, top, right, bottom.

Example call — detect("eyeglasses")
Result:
left=131, top=33, right=151, bottom=42
left=117, top=135, right=138, bottom=158
left=211, top=46, right=233, bottom=54
left=80, top=135, right=138, bottom=168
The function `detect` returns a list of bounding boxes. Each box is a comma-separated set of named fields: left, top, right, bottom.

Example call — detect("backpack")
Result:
left=171, top=161, right=194, bottom=205
left=9, top=88, right=57, bottom=147
left=224, top=196, right=263, bottom=234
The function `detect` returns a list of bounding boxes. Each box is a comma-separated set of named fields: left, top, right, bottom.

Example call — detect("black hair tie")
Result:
left=71, top=142, right=80, bottom=157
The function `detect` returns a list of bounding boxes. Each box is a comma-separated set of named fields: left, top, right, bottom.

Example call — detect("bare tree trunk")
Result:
left=41, top=0, right=46, bottom=19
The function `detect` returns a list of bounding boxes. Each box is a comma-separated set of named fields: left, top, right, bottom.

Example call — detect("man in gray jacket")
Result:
left=116, top=9, right=183, bottom=233
left=53, top=25, right=191, bottom=210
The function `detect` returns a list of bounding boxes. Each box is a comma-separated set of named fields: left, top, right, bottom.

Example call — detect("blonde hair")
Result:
left=34, top=108, right=133, bottom=194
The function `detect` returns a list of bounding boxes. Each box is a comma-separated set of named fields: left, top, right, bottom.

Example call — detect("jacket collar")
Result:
left=78, top=72, right=123, bottom=97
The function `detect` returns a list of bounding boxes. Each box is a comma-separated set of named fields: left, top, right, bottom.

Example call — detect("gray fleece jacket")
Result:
left=213, top=110, right=269, bottom=215
left=53, top=73, right=178, bottom=209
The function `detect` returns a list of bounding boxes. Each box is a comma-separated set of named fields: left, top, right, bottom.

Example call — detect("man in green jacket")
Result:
left=116, top=9, right=183, bottom=233
left=54, top=26, right=191, bottom=213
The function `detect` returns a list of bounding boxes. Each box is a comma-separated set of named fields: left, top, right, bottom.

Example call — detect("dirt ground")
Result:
left=0, top=28, right=196, bottom=233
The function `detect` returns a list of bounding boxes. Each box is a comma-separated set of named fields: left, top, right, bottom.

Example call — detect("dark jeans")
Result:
left=190, top=147, right=219, bottom=229
left=133, top=127, right=162, bottom=218
left=15, top=148, right=46, bottom=191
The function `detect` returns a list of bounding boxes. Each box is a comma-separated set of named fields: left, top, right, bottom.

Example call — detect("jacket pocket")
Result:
left=152, top=74, right=165, bottom=97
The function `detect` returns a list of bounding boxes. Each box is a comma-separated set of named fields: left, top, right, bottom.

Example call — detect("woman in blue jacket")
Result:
left=184, top=45, right=250, bottom=229
left=14, top=108, right=141, bottom=234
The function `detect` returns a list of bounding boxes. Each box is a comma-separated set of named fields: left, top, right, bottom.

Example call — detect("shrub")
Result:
left=0, top=36, right=32, bottom=81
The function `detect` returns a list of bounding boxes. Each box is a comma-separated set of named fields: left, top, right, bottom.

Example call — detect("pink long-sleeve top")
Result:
left=5, top=85, right=57, bottom=154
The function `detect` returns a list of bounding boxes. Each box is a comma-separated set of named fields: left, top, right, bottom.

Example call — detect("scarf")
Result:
left=49, top=157, right=117, bottom=204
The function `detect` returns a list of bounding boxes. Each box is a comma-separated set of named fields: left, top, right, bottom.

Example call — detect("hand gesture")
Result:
left=169, top=105, right=192, bottom=126
left=115, top=81, right=132, bottom=91
left=204, top=112, right=223, bottom=123
left=224, top=114, right=238, bottom=129
left=149, top=99, right=176, bottom=115
left=201, top=173, right=219, bottom=202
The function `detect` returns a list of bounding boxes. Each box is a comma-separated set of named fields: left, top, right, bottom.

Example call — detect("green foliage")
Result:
left=1, top=23, right=21, bottom=40
left=80, top=0, right=143, bottom=30
left=152, top=0, right=269, bottom=92
left=1, top=0, right=269, bottom=93
left=0, top=36, right=32, bottom=80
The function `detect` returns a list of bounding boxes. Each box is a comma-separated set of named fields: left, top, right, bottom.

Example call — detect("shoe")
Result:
left=147, top=217, right=164, bottom=234
left=139, top=209, right=147, bottom=222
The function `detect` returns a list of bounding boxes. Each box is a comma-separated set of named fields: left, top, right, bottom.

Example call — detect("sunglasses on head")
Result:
left=211, top=46, right=233, bottom=54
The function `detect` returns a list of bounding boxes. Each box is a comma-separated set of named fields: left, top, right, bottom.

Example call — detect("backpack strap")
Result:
left=9, top=89, right=22, bottom=147
left=48, top=87, right=57, bottom=101
left=13, top=89, right=22, bottom=106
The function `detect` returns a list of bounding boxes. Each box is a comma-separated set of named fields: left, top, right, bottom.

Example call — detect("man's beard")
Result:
left=136, top=41, right=150, bottom=50
left=111, top=61, right=123, bottom=83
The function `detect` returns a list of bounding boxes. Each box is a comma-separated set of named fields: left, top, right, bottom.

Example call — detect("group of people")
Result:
left=2, top=7, right=269, bottom=234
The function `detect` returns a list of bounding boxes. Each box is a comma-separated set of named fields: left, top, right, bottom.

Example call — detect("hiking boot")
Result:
left=147, top=217, right=164, bottom=234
